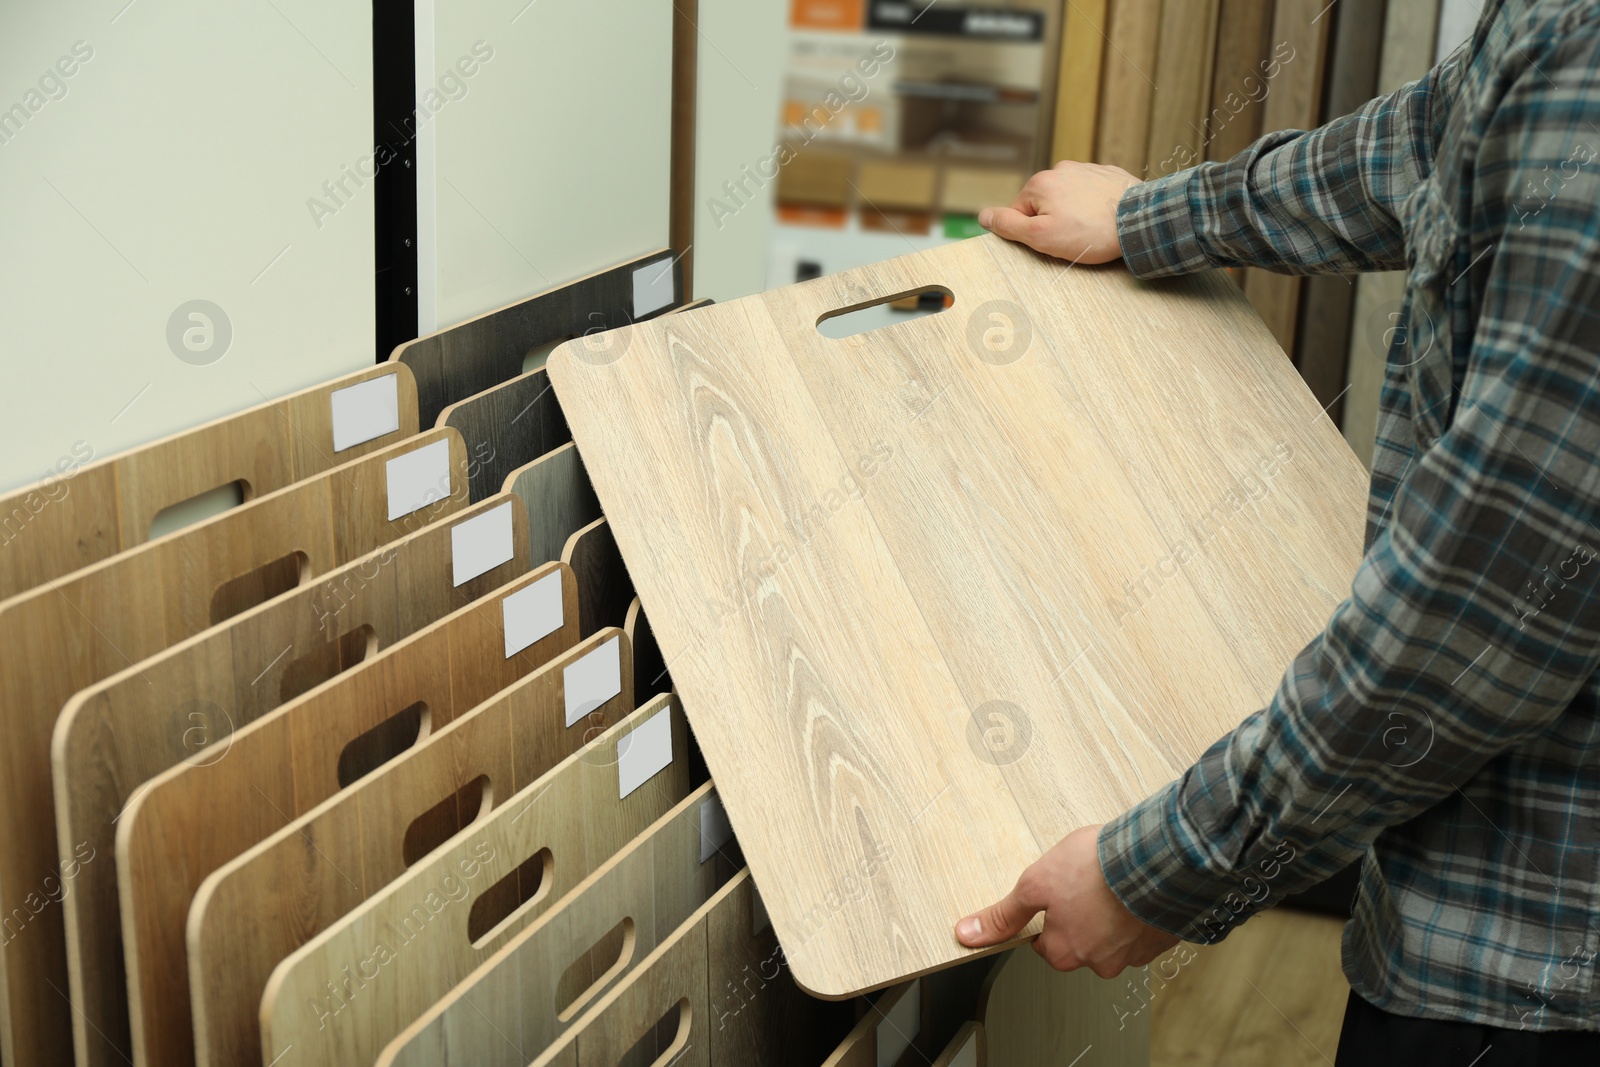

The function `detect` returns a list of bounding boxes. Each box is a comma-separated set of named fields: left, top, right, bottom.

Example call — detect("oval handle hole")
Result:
left=403, top=773, right=493, bottom=867
left=815, top=286, right=954, bottom=339
left=336, top=701, right=431, bottom=788
left=209, top=547, right=307, bottom=626
left=557, top=916, right=637, bottom=1022
left=277, top=622, right=376, bottom=703
left=150, top=478, right=252, bottom=541
left=620, top=997, right=691, bottom=1067
left=468, top=846, right=554, bottom=946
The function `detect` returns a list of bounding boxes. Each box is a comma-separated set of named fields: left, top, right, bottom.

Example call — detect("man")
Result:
left=956, top=1, right=1600, bottom=1061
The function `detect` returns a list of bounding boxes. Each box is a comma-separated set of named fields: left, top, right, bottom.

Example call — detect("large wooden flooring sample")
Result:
left=116, top=562, right=577, bottom=1067
left=547, top=233, right=1370, bottom=996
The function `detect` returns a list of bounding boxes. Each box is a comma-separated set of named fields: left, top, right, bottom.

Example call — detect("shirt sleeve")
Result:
left=1115, top=46, right=1464, bottom=280
left=1098, top=20, right=1600, bottom=941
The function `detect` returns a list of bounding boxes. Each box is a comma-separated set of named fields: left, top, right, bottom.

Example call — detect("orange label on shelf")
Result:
left=777, top=204, right=849, bottom=228
left=790, top=0, right=865, bottom=31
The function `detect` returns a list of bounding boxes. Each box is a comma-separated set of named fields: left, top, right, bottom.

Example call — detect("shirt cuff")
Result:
left=1116, top=169, right=1215, bottom=280
left=1097, top=778, right=1248, bottom=943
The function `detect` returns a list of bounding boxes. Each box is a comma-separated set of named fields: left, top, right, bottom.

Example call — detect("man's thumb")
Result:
left=955, top=888, right=1037, bottom=948
left=978, top=206, right=1035, bottom=244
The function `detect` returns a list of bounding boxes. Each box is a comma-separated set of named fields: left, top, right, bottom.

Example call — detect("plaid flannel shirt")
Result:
left=1099, top=0, right=1600, bottom=1032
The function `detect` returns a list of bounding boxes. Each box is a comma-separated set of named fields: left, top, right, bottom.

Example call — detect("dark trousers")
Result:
left=1336, top=990, right=1600, bottom=1065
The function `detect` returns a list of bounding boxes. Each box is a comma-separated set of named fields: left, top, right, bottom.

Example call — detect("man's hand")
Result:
left=979, top=161, right=1141, bottom=264
left=955, top=824, right=1179, bottom=977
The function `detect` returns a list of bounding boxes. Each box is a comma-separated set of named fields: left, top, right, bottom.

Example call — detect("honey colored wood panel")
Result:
left=115, top=564, right=576, bottom=1067
left=439, top=367, right=572, bottom=501
left=1241, top=0, right=1333, bottom=353
left=259, top=695, right=692, bottom=1067
left=546, top=233, right=1368, bottom=998
left=193, top=629, right=638, bottom=1067
left=1149, top=909, right=1347, bottom=1067
left=376, top=780, right=740, bottom=1067
left=1052, top=0, right=1109, bottom=163
left=1145, top=0, right=1221, bottom=178
left=1205, top=0, right=1275, bottom=161
left=1095, top=0, right=1163, bottom=172
left=509, top=442, right=603, bottom=570
left=563, top=518, right=635, bottom=639
left=979, top=948, right=1150, bottom=1067
left=391, top=250, right=685, bottom=427
left=0, top=362, right=418, bottom=605
left=0, top=429, right=470, bottom=1067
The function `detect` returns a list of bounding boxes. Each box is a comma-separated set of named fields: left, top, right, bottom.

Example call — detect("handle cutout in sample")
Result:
left=336, top=701, right=431, bottom=788
left=616, top=706, right=673, bottom=799
left=403, top=774, right=492, bottom=867
left=150, top=478, right=250, bottom=541
left=209, top=548, right=306, bottom=626
left=453, top=502, right=515, bottom=587
left=503, top=570, right=564, bottom=657
left=633, top=257, right=676, bottom=320
left=556, top=916, right=636, bottom=1022
left=815, top=286, right=954, bottom=340
left=622, top=998, right=691, bottom=1067
left=563, top=637, right=622, bottom=727
left=468, top=846, right=553, bottom=945
left=877, top=979, right=922, bottom=1067
left=278, top=623, right=376, bottom=703
left=330, top=372, right=402, bottom=452
left=386, top=438, right=452, bottom=521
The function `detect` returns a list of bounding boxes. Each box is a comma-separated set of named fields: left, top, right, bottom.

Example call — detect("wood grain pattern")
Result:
left=437, top=367, right=572, bottom=502
left=1052, top=0, right=1109, bottom=163
left=114, top=563, right=575, bottom=1067
left=979, top=948, right=1150, bottom=1066
left=547, top=233, right=1369, bottom=997
left=391, top=250, right=685, bottom=427
left=0, top=363, right=418, bottom=606
left=192, top=628, right=638, bottom=1067
left=509, top=442, right=603, bottom=570
left=1095, top=0, right=1163, bottom=172
left=1206, top=0, right=1275, bottom=162
left=375, top=778, right=741, bottom=1067
left=563, top=518, right=636, bottom=639
left=1145, top=0, right=1222, bottom=179
left=1240, top=0, right=1333, bottom=354
left=0, top=428, right=471, bottom=1067
left=258, top=693, right=692, bottom=1067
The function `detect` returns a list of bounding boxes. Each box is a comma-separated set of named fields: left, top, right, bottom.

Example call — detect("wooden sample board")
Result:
left=546, top=233, right=1369, bottom=996
left=190, top=629, right=642, bottom=1067
left=115, top=562, right=578, bottom=1067
left=0, top=362, right=418, bottom=604
left=1051, top=0, right=1109, bottom=163
left=392, top=249, right=684, bottom=428
left=1095, top=0, right=1163, bottom=173
left=1, top=427, right=473, bottom=1067
left=511, top=442, right=603, bottom=572
left=1145, top=0, right=1222, bottom=176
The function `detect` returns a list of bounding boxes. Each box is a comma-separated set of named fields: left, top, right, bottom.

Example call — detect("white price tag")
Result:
left=502, top=571, right=563, bottom=657
left=451, top=502, right=514, bottom=586
left=385, top=438, right=451, bottom=521
left=632, top=258, right=675, bottom=319
left=330, top=373, right=401, bottom=452
left=616, top=706, right=673, bottom=799
left=563, top=637, right=622, bottom=727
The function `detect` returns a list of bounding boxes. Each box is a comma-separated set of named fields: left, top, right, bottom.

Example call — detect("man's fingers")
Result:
left=977, top=206, right=1038, bottom=244
left=955, top=880, right=1042, bottom=947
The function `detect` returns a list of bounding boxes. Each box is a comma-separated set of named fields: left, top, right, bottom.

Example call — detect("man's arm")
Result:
left=960, top=18, right=1600, bottom=969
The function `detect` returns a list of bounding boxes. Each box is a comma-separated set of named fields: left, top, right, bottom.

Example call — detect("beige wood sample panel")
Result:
left=115, top=562, right=576, bottom=1067
left=0, top=362, right=418, bottom=604
left=191, top=628, right=638, bottom=1067
left=547, top=233, right=1369, bottom=996
left=0, top=427, right=472, bottom=1067
left=376, top=781, right=743, bottom=1067
left=264, top=696, right=695, bottom=1067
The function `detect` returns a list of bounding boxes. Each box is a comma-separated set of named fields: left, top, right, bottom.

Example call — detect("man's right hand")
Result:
left=979, top=160, right=1141, bottom=264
